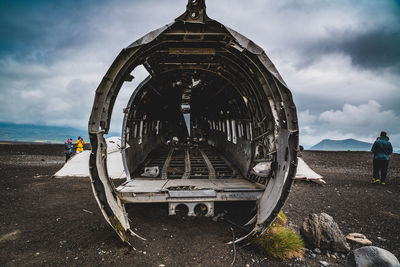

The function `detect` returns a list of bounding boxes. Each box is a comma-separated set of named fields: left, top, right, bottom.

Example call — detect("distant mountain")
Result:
left=0, top=122, right=120, bottom=144
left=310, top=138, right=373, bottom=151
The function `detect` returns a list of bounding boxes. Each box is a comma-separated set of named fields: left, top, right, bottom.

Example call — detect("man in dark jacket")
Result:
left=371, top=131, right=393, bottom=184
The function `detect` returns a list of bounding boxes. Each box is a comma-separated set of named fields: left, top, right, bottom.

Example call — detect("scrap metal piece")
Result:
left=88, top=133, right=143, bottom=245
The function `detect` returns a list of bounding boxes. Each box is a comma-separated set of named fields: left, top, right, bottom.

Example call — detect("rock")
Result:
left=301, top=213, right=350, bottom=253
left=345, top=246, right=400, bottom=267
left=310, top=253, right=317, bottom=258
left=346, top=233, right=372, bottom=245
left=319, top=260, right=330, bottom=266
left=314, top=248, right=322, bottom=254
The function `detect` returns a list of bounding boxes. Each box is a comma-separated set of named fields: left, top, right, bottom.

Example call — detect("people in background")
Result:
left=64, top=138, right=73, bottom=162
left=75, top=136, right=86, bottom=153
left=371, top=131, right=393, bottom=185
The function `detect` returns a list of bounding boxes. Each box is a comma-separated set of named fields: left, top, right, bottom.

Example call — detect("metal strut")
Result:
left=182, top=148, right=191, bottom=179
left=161, top=147, right=174, bottom=179
left=199, top=149, right=216, bottom=179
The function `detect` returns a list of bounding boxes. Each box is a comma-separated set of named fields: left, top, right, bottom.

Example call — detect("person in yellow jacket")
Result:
left=75, top=136, right=86, bottom=153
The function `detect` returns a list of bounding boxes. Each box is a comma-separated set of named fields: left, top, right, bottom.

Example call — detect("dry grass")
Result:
left=253, top=211, right=304, bottom=261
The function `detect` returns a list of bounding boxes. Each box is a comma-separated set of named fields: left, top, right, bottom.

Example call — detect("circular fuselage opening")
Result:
left=88, top=15, right=298, bottom=243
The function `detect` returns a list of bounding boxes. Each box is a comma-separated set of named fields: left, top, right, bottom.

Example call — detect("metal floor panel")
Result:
left=133, top=144, right=241, bottom=179
left=117, top=178, right=264, bottom=193
left=116, top=178, right=265, bottom=203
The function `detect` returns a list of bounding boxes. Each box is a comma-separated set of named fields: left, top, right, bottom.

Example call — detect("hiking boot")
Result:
left=381, top=182, right=386, bottom=185
left=372, top=179, right=380, bottom=184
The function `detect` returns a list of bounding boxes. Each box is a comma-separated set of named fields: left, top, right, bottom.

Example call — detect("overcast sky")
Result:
left=1, top=0, right=399, bottom=149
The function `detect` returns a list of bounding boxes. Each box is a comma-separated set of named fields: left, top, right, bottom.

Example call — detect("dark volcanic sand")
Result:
left=0, top=144, right=399, bottom=266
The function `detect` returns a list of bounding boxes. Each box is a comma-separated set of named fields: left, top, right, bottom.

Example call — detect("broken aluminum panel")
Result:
left=88, top=0, right=298, bottom=245
left=88, top=133, right=145, bottom=244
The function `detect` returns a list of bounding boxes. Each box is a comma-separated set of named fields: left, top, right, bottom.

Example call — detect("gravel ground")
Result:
left=0, top=144, right=399, bottom=266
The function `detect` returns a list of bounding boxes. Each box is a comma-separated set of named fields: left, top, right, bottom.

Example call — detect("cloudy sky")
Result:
left=1, top=0, right=399, bottom=149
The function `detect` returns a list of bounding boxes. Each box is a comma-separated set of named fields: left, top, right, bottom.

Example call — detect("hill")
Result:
left=310, top=138, right=373, bottom=151
left=0, top=122, right=120, bottom=144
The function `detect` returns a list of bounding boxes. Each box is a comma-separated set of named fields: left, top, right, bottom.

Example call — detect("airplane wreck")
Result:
left=88, top=0, right=299, bottom=245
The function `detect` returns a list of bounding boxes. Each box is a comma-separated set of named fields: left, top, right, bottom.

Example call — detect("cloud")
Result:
left=319, top=100, right=399, bottom=130
left=0, top=0, right=399, bottom=150
left=303, top=27, right=400, bottom=74
left=299, top=101, right=400, bottom=148
left=298, top=110, right=316, bottom=125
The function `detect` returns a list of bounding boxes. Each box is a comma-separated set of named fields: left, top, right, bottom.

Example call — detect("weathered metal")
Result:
left=88, top=0, right=298, bottom=245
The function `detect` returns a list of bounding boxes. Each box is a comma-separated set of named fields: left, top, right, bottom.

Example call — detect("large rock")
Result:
left=301, top=213, right=350, bottom=253
left=345, top=246, right=400, bottom=267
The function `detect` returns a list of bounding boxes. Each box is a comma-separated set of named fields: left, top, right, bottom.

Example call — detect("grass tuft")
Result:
left=253, top=212, right=304, bottom=261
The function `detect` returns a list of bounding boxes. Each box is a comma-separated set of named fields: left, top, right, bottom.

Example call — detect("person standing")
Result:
left=371, top=131, right=393, bottom=185
left=64, top=138, right=73, bottom=162
left=75, top=136, right=86, bottom=153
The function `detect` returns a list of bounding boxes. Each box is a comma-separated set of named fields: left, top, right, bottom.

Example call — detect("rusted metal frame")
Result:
left=102, top=59, right=144, bottom=132
left=209, top=43, right=297, bottom=240
left=90, top=7, right=296, bottom=246
left=204, top=54, right=261, bottom=139
left=192, top=69, right=225, bottom=99
left=238, top=57, right=298, bottom=233
left=218, top=52, right=275, bottom=144
left=182, top=148, right=191, bottom=179
left=199, top=149, right=216, bottom=179
left=152, top=67, right=251, bottom=119
left=149, top=43, right=250, bottom=109
left=232, top=49, right=282, bottom=143
left=121, top=76, right=153, bottom=180
left=173, top=59, right=255, bottom=120
left=160, top=62, right=219, bottom=65
left=89, top=39, right=175, bottom=245
left=161, top=147, right=175, bottom=179
left=252, top=130, right=274, bottom=143
left=199, top=68, right=250, bottom=120
left=89, top=49, right=138, bottom=133
left=238, top=55, right=284, bottom=172
left=271, top=76, right=298, bottom=132
left=88, top=47, right=151, bottom=246
left=145, top=40, right=227, bottom=44
left=138, top=69, right=239, bottom=124
left=90, top=46, right=154, bottom=133
left=163, top=32, right=227, bottom=36
left=219, top=47, right=266, bottom=112
left=257, top=66, right=284, bottom=136
left=217, top=49, right=268, bottom=122
left=194, top=67, right=250, bottom=120
left=128, top=88, right=166, bottom=121
left=256, top=130, right=298, bottom=235
left=135, top=38, right=227, bottom=76
left=212, top=51, right=265, bottom=144
left=204, top=73, right=246, bottom=118
left=88, top=133, right=146, bottom=245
